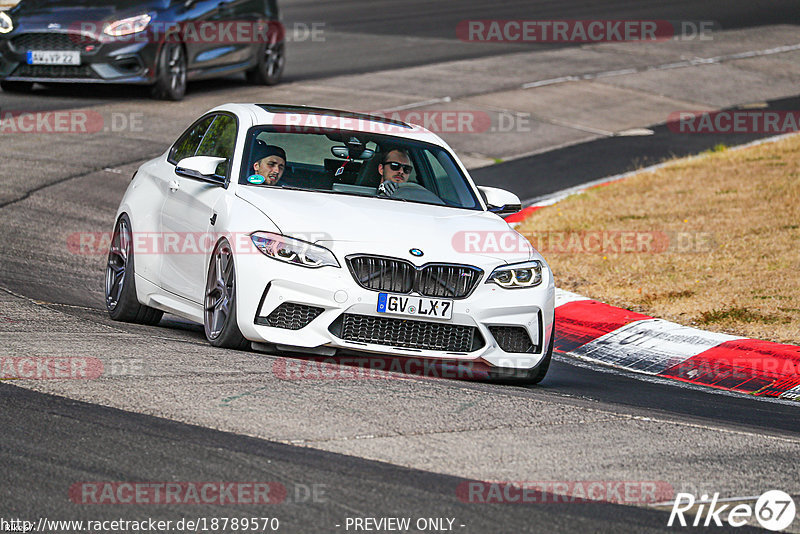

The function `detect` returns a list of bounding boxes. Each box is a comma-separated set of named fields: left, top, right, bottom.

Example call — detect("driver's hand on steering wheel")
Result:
left=377, top=181, right=399, bottom=197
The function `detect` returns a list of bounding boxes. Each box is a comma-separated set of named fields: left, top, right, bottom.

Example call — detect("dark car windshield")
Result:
left=239, top=127, right=482, bottom=210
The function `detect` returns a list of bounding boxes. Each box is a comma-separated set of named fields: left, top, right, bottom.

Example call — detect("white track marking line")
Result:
left=378, top=96, right=452, bottom=112
left=520, top=43, right=800, bottom=89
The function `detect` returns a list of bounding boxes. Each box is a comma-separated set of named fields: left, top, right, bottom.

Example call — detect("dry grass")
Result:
left=517, top=134, right=800, bottom=344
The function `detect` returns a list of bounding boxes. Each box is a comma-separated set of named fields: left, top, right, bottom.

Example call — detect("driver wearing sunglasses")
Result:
left=377, top=149, right=413, bottom=197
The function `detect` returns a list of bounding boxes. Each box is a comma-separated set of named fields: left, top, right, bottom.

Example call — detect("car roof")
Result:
left=209, top=103, right=446, bottom=146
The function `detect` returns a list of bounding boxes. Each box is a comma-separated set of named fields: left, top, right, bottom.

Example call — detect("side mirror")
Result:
left=175, top=156, right=227, bottom=185
left=478, top=186, right=522, bottom=215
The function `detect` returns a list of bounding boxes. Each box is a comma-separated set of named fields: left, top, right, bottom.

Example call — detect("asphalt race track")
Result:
left=6, top=383, right=749, bottom=533
left=2, top=1, right=799, bottom=532
left=2, top=0, right=798, bottom=112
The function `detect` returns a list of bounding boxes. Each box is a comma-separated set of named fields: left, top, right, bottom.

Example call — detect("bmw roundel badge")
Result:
left=409, top=248, right=424, bottom=257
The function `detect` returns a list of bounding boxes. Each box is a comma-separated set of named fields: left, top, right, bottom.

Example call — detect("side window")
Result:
left=424, top=150, right=458, bottom=203
left=169, top=116, right=214, bottom=165
left=425, top=150, right=448, bottom=180
left=196, top=115, right=237, bottom=178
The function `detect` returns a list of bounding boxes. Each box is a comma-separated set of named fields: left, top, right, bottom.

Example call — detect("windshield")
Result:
left=239, top=127, right=482, bottom=210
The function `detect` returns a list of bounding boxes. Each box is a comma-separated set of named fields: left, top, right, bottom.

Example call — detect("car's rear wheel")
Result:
left=246, top=41, right=284, bottom=86
left=1, top=80, right=34, bottom=93
left=150, top=41, right=186, bottom=101
left=204, top=239, right=249, bottom=350
left=105, top=214, right=164, bottom=325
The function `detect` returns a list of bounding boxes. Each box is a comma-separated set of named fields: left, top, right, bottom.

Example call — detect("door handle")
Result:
left=169, top=180, right=180, bottom=192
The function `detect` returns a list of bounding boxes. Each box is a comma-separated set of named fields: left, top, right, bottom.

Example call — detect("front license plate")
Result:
left=27, top=50, right=80, bottom=66
left=377, top=293, right=453, bottom=320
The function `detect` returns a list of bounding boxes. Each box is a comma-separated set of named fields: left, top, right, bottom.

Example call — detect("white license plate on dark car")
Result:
left=27, top=50, right=80, bottom=65
left=377, top=293, right=453, bottom=319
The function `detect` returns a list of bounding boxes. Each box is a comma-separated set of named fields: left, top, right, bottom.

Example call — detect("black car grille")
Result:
left=256, top=302, right=324, bottom=330
left=347, top=256, right=483, bottom=299
left=489, top=326, right=538, bottom=353
left=13, top=64, right=97, bottom=79
left=331, top=313, right=484, bottom=353
left=11, top=33, right=97, bottom=52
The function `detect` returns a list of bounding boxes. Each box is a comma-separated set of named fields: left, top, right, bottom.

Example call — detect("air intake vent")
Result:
left=331, top=313, right=484, bottom=353
left=11, top=33, right=97, bottom=52
left=257, top=302, right=324, bottom=330
left=13, top=64, right=97, bottom=79
left=489, top=326, right=537, bottom=353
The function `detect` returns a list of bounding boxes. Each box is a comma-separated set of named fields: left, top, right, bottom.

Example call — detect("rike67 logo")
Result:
left=668, top=490, right=796, bottom=531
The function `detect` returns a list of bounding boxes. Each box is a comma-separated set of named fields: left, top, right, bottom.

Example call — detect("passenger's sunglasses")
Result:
left=383, top=161, right=413, bottom=174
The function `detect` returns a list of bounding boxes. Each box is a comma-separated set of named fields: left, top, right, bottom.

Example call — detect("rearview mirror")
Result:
left=331, top=146, right=375, bottom=160
left=175, top=156, right=227, bottom=185
left=478, top=186, right=522, bottom=215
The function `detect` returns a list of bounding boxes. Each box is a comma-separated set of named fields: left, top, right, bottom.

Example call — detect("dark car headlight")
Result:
left=487, top=260, right=543, bottom=289
left=104, top=13, right=152, bottom=37
left=0, top=12, right=13, bottom=34
left=251, top=232, right=339, bottom=268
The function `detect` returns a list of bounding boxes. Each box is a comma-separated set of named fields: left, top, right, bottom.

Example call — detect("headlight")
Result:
left=487, top=260, right=543, bottom=289
left=104, top=13, right=151, bottom=36
left=251, top=232, right=340, bottom=269
left=0, top=12, right=13, bottom=34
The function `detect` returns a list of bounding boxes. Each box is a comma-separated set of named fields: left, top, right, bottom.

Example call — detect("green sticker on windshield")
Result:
left=247, top=174, right=266, bottom=185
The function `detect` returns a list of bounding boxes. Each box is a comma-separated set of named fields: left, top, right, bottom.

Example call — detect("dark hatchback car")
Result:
left=0, top=0, right=284, bottom=100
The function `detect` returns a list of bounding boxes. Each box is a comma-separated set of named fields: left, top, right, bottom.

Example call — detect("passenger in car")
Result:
left=377, top=149, right=413, bottom=197
left=250, top=144, right=287, bottom=186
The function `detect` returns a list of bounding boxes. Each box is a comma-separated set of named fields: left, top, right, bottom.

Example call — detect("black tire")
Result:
left=490, top=322, right=555, bottom=385
left=105, top=214, right=164, bottom=325
left=1, top=80, right=34, bottom=93
left=204, top=239, right=250, bottom=350
left=524, top=323, right=555, bottom=385
left=150, top=41, right=187, bottom=101
left=246, top=41, right=285, bottom=86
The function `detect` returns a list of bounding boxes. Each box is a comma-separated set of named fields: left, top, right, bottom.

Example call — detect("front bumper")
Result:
left=0, top=31, right=158, bottom=84
left=236, top=251, right=555, bottom=370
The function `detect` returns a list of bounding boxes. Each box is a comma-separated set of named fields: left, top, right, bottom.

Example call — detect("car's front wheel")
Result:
left=204, top=239, right=250, bottom=350
left=524, top=323, right=554, bottom=385
left=150, top=41, right=187, bottom=101
left=105, top=214, right=163, bottom=325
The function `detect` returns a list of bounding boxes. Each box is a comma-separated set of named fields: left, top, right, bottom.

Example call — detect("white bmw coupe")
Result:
left=105, top=104, right=555, bottom=383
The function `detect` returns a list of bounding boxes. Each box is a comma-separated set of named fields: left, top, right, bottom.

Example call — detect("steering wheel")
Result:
left=392, top=182, right=446, bottom=205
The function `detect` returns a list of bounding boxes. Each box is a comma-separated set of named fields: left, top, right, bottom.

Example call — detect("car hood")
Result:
left=235, top=187, right=535, bottom=265
left=11, top=0, right=168, bottom=24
